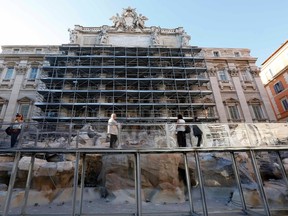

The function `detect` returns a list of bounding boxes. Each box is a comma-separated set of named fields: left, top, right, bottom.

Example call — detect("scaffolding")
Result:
left=33, top=46, right=217, bottom=124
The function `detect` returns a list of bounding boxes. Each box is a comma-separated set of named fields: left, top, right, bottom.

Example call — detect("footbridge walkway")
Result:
left=0, top=122, right=287, bottom=216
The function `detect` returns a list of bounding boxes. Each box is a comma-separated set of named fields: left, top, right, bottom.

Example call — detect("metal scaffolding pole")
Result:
left=3, top=152, right=21, bottom=216
left=230, top=151, right=247, bottom=214
left=135, top=152, right=142, bottom=216
left=250, top=149, right=271, bottom=216
left=21, top=153, right=36, bottom=215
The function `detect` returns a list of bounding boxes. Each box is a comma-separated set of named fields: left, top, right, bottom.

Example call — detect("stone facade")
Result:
left=0, top=7, right=276, bottom=124
left=0, top=46, right=59, bottom=123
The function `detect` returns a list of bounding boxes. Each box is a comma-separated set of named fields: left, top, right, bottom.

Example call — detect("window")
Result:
left=204, top=107, right=214, bottom=117
left=213, top=51, right=220, bottom=57
left=234, top=52, right=240, bottom=57
left=13, top=49, right=20, bottom=54
left=35, top=48, right=42, bottom=54
left=218, top=70, right=228, bottom=81
left=281, top=98, right=288, bottom=111
left=274, top=81, right=284, bottom=94
left=252, top=105, right=264, bottom=120
left=268, top=69, right=274, bottom=77
left=19, top=104, right=29, bottom=118
left=241, top=70, right=252, bottom=82
left=29, top=68, right=38, bottom=80
left=228, top=106, right=240, bottom=120
left=4, top=68, right=14, bottom=80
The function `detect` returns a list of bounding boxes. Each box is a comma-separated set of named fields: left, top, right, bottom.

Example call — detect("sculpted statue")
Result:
left=135, top=14, right=148, bottom=29
left=181, top=32, right=191, bottom=46
left=110, top=13, right=123, bottom=29
left=68, top=28, right=78, bottom=43
left=151, top=27, right=160, bottom=45
left=122, top=6, right=136, bottom=18
left=99, top=27, right=109, bottom=44
left=110, top=7, right=149, bottom=31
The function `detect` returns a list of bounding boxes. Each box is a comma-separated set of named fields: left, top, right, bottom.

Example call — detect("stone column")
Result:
left=208, top=69, right=227, bottom=122
left=230, top=69, right=253, bottom=123
left=3, top=67, right=26, bottom=123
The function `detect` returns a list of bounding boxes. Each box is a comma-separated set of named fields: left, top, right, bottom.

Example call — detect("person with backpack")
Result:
left=10, top=113, right=24, bottom=148
left=193, top=116, right=203, bottom=147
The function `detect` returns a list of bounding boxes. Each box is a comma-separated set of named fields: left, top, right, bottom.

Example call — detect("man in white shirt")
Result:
left=176, top=114, right=186, bottom=147
left=107, top=113, right=119, bottom=148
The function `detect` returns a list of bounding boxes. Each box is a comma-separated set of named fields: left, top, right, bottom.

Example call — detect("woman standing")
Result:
left=11, top=113, right=24, bottom=148
left=176, top=114, right=186, bottom=147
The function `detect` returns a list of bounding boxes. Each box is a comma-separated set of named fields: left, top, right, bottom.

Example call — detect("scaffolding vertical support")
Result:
left=183, top=153, right=195, bottom=214
left=72, top=151, right=80, bottom=216
left=35, top=128, right=39, bottom=147
left=194, top=151, right=208, bottom=216
left=3, top=152, right=21, bottom=216
left=76, top=130, right=80, bottom=149
left=230, top=152, right=247, bottom=213
left=165, top=123, right=170, bottom=148
left=79, top=153, right=86, bottom=215
left=134, top=152, right=142, bottom=216
left=249, top=149, right=271, bottom=216
left=68, top=123, right=73, bottom=147
left=21, top=153, right=36, bottom=215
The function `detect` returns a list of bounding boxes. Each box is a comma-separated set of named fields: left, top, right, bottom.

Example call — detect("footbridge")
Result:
left=0, top=122, right=287, bottom=216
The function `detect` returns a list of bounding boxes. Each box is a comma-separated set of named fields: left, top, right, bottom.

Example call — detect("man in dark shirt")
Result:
left=192, top=117, right=203, bottom=147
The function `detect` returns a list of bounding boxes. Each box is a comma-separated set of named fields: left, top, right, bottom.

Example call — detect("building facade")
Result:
left=0, top=46, right=59, bottom=122
left=0, top=7, right=276, bottom=125
left=260, top=40, right=288, bottom=122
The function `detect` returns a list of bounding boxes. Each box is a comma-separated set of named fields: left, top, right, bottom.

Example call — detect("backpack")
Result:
left=184, top=125, right=191, bottom=133
left=5, top=126, right=13, bottom=136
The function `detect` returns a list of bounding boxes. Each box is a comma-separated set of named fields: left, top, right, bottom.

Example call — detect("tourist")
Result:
left=107, top=113, right=119, bottom=148
left=193, top=117, right=203, bottom=147
left=11, top=113, right=24, bottom=148
left=176, top=114, right=186, bottom=147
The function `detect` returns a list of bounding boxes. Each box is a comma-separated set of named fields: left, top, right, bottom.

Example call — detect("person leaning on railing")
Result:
left=192, top=116, right=203, bottom=147
left=176, top=114, right=186, bottom=147
left=10, top=113, right=24, bottom=148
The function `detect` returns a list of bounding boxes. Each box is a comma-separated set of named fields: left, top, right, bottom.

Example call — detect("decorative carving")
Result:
left=228, top=68, right=239, bottom=77
left=181, top=32, right=190, bottom=46
left=223, top=98, right=239, bottom=107
left=247, top=98, right=262, bottom=105
left=15, top=66, right=27, bottom=75
left=110, top=7, right=148, bottom=31
left=208, top=68, right=217, bottom=76
left=110, top=13, right=124, bottom=30
left=135, top=14, right=148, bottom=29
left=99, top=26, right=109, bottom=44
left=151, top=26, right=160, bottom=45
left=68, top=28, right=78, bottom=43
left=250, top=69, right=260, bottom=77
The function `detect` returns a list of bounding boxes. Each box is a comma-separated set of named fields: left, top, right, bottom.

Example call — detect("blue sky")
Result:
left=1, top=0, right=287, bottom=66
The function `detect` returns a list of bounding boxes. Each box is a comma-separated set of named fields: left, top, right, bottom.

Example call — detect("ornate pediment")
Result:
left=68, top=7, right=191, bottom=48
left=223, top=98, right=239, bottom=105
left=247, top=98, right=261, bottom=105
